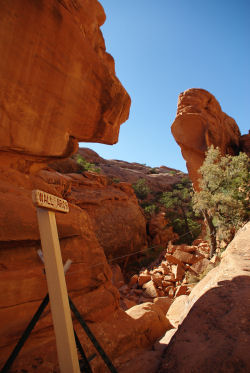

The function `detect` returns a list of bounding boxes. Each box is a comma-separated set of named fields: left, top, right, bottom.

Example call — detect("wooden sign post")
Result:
left=32, top=190, right=80, bottom=373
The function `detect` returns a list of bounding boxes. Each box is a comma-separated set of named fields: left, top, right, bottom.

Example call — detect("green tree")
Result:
left=160, top=177, right=201, bottom=244
left=193, top=146, right=249, bottom=257
left=132, top=179, right=150, bottom=200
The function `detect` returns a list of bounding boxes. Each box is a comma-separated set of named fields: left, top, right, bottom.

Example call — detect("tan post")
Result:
left=32, top=190, right=80, bottom=373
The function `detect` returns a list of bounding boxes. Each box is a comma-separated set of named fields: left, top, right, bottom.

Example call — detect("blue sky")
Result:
left=82, top=0, right=250, bottom=172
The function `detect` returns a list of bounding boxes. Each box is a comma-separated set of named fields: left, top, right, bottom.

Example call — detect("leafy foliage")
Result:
left=193, top=146, right=249, bottom=255
left=160, top=177, right=201, bottom=244
left=132, top=178, right=151, bottom=200
left=76, top=154, right=101, bottom=174
left=112, top=177, right=120, bottom=183
left=143, top=203, right=159, bottom=216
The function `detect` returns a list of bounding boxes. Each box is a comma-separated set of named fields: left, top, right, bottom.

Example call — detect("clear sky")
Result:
left=82, top=0, right=250, bottom=172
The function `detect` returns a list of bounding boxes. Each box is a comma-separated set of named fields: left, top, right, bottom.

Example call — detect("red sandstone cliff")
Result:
left=0, top=1, right=170, bottom=371
left=171, top=88, right=249, bottom=189
left=0, top=0, right=131, bottom=168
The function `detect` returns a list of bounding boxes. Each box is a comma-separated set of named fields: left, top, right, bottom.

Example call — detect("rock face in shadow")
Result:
left=0, top=2, right=172, bottom=371
left=240, top=132, right=250, bottom=157
left=171, top=88, right=249, bottom=189
left=0, top=0, right=131, bottom=165
left=158, top=222, right=250, bottom=373
left=62, top=171, right=148, bottom=260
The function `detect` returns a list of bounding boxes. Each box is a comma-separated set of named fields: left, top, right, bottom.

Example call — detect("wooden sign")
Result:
left=32, top=190, right=80, bottom=373
left=32, top=190, right=69, bottom=213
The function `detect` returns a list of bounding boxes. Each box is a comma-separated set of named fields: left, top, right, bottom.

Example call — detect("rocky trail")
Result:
left=116, top=223, right=250, bottom=373
left=114, top=239, right=214, bottom=310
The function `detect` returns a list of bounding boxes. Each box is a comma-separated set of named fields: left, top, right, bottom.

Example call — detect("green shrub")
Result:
left=132, top=179, right=151, bottom=200
left=160, top=177, right=201, bottom=244
left=193, top=146, right=249, bottom=257
left=112, top=177, right=120, bottom=183
left=144, top=204, right=158, bottom=216
left=76, top=155, right=101, bottom=174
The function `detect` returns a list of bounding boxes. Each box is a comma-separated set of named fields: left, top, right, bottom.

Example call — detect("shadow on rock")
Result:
left=158, top=275, right=250, bottom=373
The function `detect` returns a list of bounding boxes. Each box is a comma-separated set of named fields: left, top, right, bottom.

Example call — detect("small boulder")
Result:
left=129, top=274, right=139, bottom=287
left=175, top=244, right=196, bottom=253
left=164, top=274, right=176, bottom=282
left=161, top=261, right=171, bottom=274
left=162, top=280, right=173, bottom=288
left=157, top=289, right=165, bottom=297
left=152, top=274, right=164, bottom=287
left=165, top=254, right=183, bottom=266
left=165, top=286, right=175, bottom=298
left=173, top=249, right=196, bottom=264
left=175, top=285, right=189, bottom=297
left=172, top=264, right=185, bottom=281
left=138, top=274, right=151, bottom=286
left=190, top=258, right=210, bottom=275
left=143, top=280, right=158, bottom=298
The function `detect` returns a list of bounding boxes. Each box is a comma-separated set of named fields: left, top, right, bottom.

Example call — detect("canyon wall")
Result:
left=0, top=1, right=170, bottom=371
left=0, top=0, right=131, bottom=168
left=171, top=88, right=249, bottom=189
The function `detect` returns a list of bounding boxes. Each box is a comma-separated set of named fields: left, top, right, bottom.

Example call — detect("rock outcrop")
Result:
left=158, top=222, right=250, bottom=372
left=0, top=0, right=131, bottom=169
left=171, top=88, right=249, bottom=189
left=0, top=1, right=168, bottom=371
left=50, top=149, right=185, bottom=257
left=60, top=170, right=148, bottom=260
left=0, top=1, right=180, bottom=371
left=240, top=132, right=250, bottom=157
left=78, top=148, right=186, bottom=193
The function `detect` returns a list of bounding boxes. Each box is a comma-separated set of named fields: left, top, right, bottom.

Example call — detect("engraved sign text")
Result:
left=32, top=190, right=69, bottom=213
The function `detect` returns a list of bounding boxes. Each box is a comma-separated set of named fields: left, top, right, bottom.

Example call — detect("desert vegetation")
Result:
left=74, top=154, right=101, bottom=174
left=193, top=146, right=249, bottom=257
left=132, top=177, right=201, bottom=245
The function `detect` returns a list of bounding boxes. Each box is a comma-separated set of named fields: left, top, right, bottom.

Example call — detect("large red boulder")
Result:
left=0, top=0, right=130, bottom=168
left=171, top=88, right=242, bottom=189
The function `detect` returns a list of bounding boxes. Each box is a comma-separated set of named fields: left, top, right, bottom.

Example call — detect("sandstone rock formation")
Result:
left=171, top=88, right=249, bottom=189
left=158, top=222, right=250, bottom=372
left=0, top=1, right=168, bottom=371
left=240, top=131, right=250, bottom=157
left=147, top=212, right=179, bottom=247
left=0, top=0, right=131, bottom=168
left=50, top=149, right=184, bottom=255
left=0, top=1, right=181, bottom=371
left=77, top=147, right=186, bottom=193
left=62, top=170, right=148, bottom=259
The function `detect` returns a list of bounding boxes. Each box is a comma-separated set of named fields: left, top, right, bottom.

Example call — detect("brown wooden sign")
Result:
left=32, top=190, right=80, bottom=373
left=32, top=190, right=69, bottom=213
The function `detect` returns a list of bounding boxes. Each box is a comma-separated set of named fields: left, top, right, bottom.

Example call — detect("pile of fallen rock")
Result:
left=112, top=240, right=220, bottom=310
